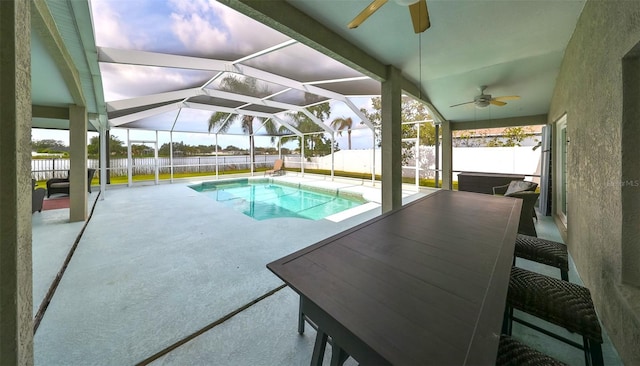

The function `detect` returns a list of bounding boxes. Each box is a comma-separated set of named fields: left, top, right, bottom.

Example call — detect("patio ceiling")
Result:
left=225, top=0, right=586, bottom=125
left=31, top=0, right=587, bottom=136
left=31, top=0, right=105, bottom=132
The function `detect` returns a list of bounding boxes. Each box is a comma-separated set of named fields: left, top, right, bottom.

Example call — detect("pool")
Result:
left=189, top=178, right=367, bottom=220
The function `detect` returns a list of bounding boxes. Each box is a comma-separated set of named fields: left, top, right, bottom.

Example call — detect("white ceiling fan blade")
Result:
left=348, top=0, right=388, bottom=29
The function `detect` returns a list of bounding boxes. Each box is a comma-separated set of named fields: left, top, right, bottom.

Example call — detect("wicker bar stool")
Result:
left=515, top=234, right=569, bottom=281
left=497, top=335, right=566, bottom=366
left=503, top=267, right=604, bottom=366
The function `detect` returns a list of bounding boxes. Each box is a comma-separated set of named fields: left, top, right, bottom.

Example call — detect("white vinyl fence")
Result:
left=302, top=146, right=541, bottom=180
left=31, top=147, right=541, bottom=182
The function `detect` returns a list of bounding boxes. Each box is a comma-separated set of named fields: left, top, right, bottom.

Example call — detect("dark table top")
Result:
left=267, top=190, right=522, bottom=365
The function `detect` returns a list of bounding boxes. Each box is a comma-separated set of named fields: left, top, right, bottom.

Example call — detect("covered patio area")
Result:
left=31, top=175, right=620, bottom=365
left=32, top=175, right=432, bottom=365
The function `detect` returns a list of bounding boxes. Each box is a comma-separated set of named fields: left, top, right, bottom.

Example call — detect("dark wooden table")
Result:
left=267, top=190, right=522, bottom=365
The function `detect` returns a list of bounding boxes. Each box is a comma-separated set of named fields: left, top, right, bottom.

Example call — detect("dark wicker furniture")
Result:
left=32, top=179, right=46, bottom=213
left=504, top=267, right=604, bottom=366
left=497, top=335, right=566, bottom=366
left=46, top=169, right=96, bottom=198
left=457, top=172, right=525, bottom=194
left=515, top=234, right=569, bottom=281
left=508, top=191, right=540, bottom=237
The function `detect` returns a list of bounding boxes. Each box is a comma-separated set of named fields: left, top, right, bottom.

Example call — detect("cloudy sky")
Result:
left=79, top=0, right=377, bottom=150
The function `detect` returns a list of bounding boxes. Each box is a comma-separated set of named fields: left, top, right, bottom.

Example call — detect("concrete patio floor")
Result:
left=31, top=175, right=621, bottom=365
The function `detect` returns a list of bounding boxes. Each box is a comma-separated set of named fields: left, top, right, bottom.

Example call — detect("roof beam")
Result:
left=185, top=102, right=277, bottom=120
left=218, top=0, right=386, bottom=81
left=218, top=0, right=446, bottom=122
left=185, top=102, right=302, bottom=136
left=300, top=109, right=334, bottom=134
left=232, top=39, right=297, bottom=65
left=100, top=47, right=359, bottom=109
left=231, top=64, right=345, bottom=104
left=109, top=103, right=182, bottom=126
left=69, top=0, right=107, bottom=127
left=107, top=88, right=206, bottom=112
left=98, top=47, right=229, bottom=71
left=32, top=105, right=69, bottom=120
left=450, top=114, right=548, bottom=130
left=272, top=116, right=303, bottom=136
left=401, top=79, right=446, bottom=124
left=343, top=98, right=374, bottom=130
left=31, top=0, right=85, bottom=107
left=203, top=89, right=300, bottom=112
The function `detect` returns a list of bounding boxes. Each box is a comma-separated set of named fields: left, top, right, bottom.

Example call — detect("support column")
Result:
left=105, top=129, right=111, bottom=184
left=69, top=105, right=88, bottom=222
left=301, top=136, right=305, bottom=175
left=0, top=1, right=34, bottom=364
left=435, top=124, right=440, bottom=188
left=169, top=131, right=174, bottom=182
left=381, top=66, right=402, bottom=212
left=99, top=125, right=107, bottom=200
left=441, top=120, right=453, bottom=190
left=621, top=49, right=640, bottom=287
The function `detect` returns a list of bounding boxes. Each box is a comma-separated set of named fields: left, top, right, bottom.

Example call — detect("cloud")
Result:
left=91, top=0, right=134, bottom=49
left=100, top=63, right=213, bottom=101
left=170, top=11, right=229, bottom=55
left=167, top=0, right=290, bottom=58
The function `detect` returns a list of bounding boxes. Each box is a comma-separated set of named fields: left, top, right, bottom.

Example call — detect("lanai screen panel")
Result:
left=100, top=63, right=218, bottom=100
left=93, top=0, right=376, bottom=134
left=205, top=73, right=289, bottom=99
left=242, top=42, right=365, bottom=83
left=268, top=89, right=329, bottom=107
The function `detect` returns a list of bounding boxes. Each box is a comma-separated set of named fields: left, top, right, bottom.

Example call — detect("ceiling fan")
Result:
left=348, top=0, right=430, bottom=34
left=450, top=86, right=521, bottom=108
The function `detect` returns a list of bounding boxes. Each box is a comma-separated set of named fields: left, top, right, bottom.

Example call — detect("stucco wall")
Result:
left=0, top=0, right=34, bottom=364
left=548, top=1, right=640, bottom=363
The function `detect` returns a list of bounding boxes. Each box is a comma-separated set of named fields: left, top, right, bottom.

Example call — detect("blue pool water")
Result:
left=189, top=179, right=366, bottom=220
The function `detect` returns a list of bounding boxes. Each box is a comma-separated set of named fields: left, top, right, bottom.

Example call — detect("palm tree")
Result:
left=330, top=117, right=354, bottom=149
left=208, top=75, right=278, bottom=170
left=284, top=103, right=336, bottom=157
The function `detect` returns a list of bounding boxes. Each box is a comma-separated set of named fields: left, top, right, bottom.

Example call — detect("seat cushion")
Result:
left=496, top=335, right=566, bottom=366
left=508, top=267, right=603, bottom=343
left=504, top=180, right=538, bottom=196
left=49, top=182, right=70, bottom=188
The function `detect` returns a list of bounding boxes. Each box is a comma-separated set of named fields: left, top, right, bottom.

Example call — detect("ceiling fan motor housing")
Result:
left=474, top=94, right=491, bottom=108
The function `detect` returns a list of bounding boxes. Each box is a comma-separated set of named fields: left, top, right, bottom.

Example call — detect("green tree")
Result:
left=486, top=127, right=533, bottom=147
left=284, top=103, right=337, bottom=157
left=32, top=139, right=68, bottom=153
left=208, top=75, right=279, bottom=169
left=330, top=117, right=355, bottom=149
left=360, top=96, right=436, bottom=164
left=87, top=135, right=126, bottom=158
left=453, top=130, right=487, bottom=147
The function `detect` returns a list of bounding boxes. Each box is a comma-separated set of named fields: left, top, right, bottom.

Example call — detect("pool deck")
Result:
left=32, top=174, right=432, bottom=365
left=31, top=174, right=621, bottom=365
